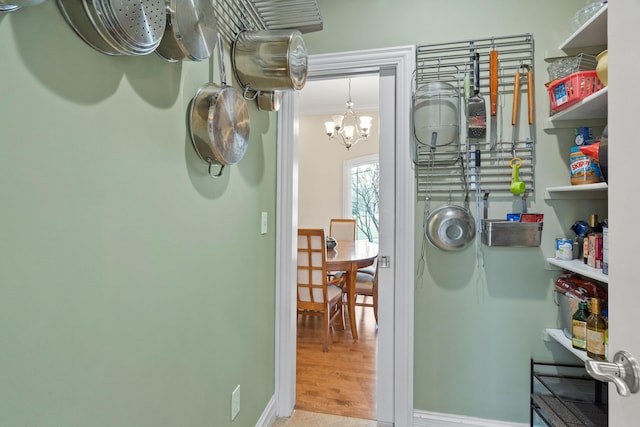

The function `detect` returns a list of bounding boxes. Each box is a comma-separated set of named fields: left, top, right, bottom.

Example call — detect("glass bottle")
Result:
left=572, top=301, right=589, bottom=351
left=583, top=214, right=601, bottom=264
left=586, top=297, right=607, bottom=360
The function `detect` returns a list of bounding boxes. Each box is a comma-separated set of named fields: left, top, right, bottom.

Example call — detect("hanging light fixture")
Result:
left=324, top=78, right=373, bottom=150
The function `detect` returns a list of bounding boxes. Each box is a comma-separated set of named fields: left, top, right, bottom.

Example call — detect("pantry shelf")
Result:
left=544, top=87, right=608, bottom=128
left=544, top=182, right=608, bottom=199
left=546, top=258, right=608, bottom=284
left=546, top=328, right=589, bottom=362
left=559, top=4, right=608, bottom=51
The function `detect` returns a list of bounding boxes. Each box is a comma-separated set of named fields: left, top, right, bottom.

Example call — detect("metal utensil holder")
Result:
left=480, top=191, right=543, bottom=247
left=414, top=33, right=536, bottom=198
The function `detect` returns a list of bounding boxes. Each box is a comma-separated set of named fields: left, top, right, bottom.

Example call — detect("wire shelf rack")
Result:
left=413, top=33, right=536, bottom=199
left=213, top=0, right=323, bottom=45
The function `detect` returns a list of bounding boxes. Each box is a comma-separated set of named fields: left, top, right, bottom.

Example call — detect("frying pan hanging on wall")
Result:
left=188, top=34, right=250, bottom=177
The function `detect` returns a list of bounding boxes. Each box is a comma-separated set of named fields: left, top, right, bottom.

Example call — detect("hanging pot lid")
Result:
left=425, top=205, right=475, bottom=251
left=156, top=0, right=218, bottom=62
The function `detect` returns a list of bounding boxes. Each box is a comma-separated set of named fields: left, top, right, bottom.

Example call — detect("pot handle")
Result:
left=208, top=162, right=225, bottom=178
left=243, top=86, right=259, bottom=100
left=217, top=33, right=227, bottom=86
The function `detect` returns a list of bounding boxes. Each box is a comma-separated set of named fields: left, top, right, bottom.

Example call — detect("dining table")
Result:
left=326, top=239, right=378, bottom=341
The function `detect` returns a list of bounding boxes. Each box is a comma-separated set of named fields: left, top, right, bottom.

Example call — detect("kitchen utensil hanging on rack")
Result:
left=424, top=156, right=476, bottom=251
left=156, top=0, right=219, bottom=62
left=489, top=49, right=499, bottom=149
left=510, top=64, right=535, bottom=158
left=509, top=157, right=526, bottom=195
left=189, top=34, right=250, bottom=177
left=57, top=0, right=166, bottom=56
left=0, top=0, right=45, bottom=12
left=468, top=51, right=487, bottom=139
left=413, top=80, right=460, bottom=149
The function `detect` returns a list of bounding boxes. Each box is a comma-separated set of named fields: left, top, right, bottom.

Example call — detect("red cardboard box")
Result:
left=588, top=233, right=603, bottom=269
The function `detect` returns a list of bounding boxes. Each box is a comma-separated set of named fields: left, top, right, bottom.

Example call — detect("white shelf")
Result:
left=560, top=4, right=608, bottom=51
left=546, top=328, right=589, bottom=362
left=546, top=258, right=609, bottom=284
left=544, top=182, right=608, bottom=199
left=546, top=87, right=608, bottom=125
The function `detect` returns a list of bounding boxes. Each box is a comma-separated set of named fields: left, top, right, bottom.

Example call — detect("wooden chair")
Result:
left=329, top=218, right=356, bottom=241
left=354, top=258, right=379, bottom=324
left=297, top=228, right=346, bottom=352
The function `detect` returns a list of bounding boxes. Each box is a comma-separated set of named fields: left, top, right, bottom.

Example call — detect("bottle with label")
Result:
left=572, top=301, right=589, bottom=351
left=583, top=214, right=601, bottom=265
left=586, top=297, right=607, bottom=361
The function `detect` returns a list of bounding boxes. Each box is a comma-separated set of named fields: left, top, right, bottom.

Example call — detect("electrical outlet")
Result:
left=231, top=385, right=240, bottom=420
left=260, top=212, right=268, bottom=235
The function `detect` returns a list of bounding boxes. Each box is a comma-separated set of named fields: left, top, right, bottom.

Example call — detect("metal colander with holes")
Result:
left=57, top=0, right=166, bottom=56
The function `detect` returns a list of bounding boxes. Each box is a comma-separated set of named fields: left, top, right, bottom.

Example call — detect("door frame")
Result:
left=274, top=46, right=416, bottom=425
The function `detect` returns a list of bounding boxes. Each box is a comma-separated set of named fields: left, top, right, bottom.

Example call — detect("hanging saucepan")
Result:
left=0, top=0, right=45, bottom=12
left=257, top=90, right=282, bottom=112
left=231, top=29, right=308, bottom=94
left=57, top=0, right=165, bottom=56
left=189, top=34, right=250, bottom=177
left=156, top=0, right=218, bottom=62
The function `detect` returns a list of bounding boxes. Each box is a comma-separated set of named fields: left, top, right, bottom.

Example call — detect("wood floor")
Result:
left=295, top=298, right=377, bottom=420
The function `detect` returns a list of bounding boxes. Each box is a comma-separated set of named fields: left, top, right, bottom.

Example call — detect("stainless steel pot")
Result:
left=232, top=29, right=307, bottom=92
left=425, top=205, right=475, bottom=251
left=189, top=34, right=250, bottom=177
left=257, top=91, right=282, bottom=112
left=156, top=0, right=218, bottom=62
left=57, top=0, right=165, bottom=56
left=0, top=0, right=45, bottom=12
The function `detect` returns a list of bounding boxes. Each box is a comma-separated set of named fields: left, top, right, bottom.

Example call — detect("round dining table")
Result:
left=326, top=239, right=378, bottom=341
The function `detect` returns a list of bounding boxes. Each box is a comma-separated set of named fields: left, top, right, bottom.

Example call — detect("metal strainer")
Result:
left=97, top=0, right=166, bottom=55
left=57, top=0, right=166, bottom=56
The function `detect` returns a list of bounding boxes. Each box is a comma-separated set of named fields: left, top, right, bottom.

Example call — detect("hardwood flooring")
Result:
left=295, top=297, right=377, bottom=420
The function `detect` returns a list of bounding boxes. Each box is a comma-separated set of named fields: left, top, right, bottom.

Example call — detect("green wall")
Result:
left=0, top=3, right=276, bottom=427
left=306, top=0, right=606, bottom=423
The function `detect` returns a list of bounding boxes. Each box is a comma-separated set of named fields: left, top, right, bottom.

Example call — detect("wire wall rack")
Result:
left=413, top=33, right=536, bottom=199
left=213, top=0, right=323, bottom=45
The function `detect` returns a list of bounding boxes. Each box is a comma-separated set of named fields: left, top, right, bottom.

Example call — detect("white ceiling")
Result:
left=297, top=75, right=380, bottom=116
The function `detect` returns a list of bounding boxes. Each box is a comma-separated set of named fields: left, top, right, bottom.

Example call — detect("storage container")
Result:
left=547, top=71, right=604, bottom=114
left=481, top=220, right=543, bottom=247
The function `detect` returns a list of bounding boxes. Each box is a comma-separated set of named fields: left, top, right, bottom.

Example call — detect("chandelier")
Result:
left=323, top=79, right=373, bottom=150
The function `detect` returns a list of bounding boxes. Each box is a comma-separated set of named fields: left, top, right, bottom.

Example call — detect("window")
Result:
left=343, top=155, right=379, bottom=243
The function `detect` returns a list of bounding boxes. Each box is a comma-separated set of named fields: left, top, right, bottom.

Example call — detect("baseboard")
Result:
left=255, top=395, right=277, bottom=427
left=258, top=398, right=527, bottom=427
left=413, top=409, right=528, bottom=427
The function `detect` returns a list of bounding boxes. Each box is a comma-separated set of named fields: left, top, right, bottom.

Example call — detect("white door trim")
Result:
left=275, top=45, right=415, bottom=426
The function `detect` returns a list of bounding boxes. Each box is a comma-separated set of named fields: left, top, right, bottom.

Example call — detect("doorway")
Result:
left=274, top=46, right=416, bottom=426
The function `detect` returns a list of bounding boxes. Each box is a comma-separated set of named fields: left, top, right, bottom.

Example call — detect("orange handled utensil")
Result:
left=525, top=65, right=535, bottom=142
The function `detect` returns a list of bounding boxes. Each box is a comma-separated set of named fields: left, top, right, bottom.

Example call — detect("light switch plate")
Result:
left=231, top=384, right=240, bottom=420
left=261, top=212, right=268, bottom=235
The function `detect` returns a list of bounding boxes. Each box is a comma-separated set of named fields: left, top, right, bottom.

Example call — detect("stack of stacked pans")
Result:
left=0, top=0, right=46, bottom=13
left=57, top=0, right=166, bottom=56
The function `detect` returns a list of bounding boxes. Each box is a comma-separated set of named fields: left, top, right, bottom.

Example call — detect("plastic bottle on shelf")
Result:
left=586, top=297, right=607, bottom=361
left=572, top=301, right=590, bottom=351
